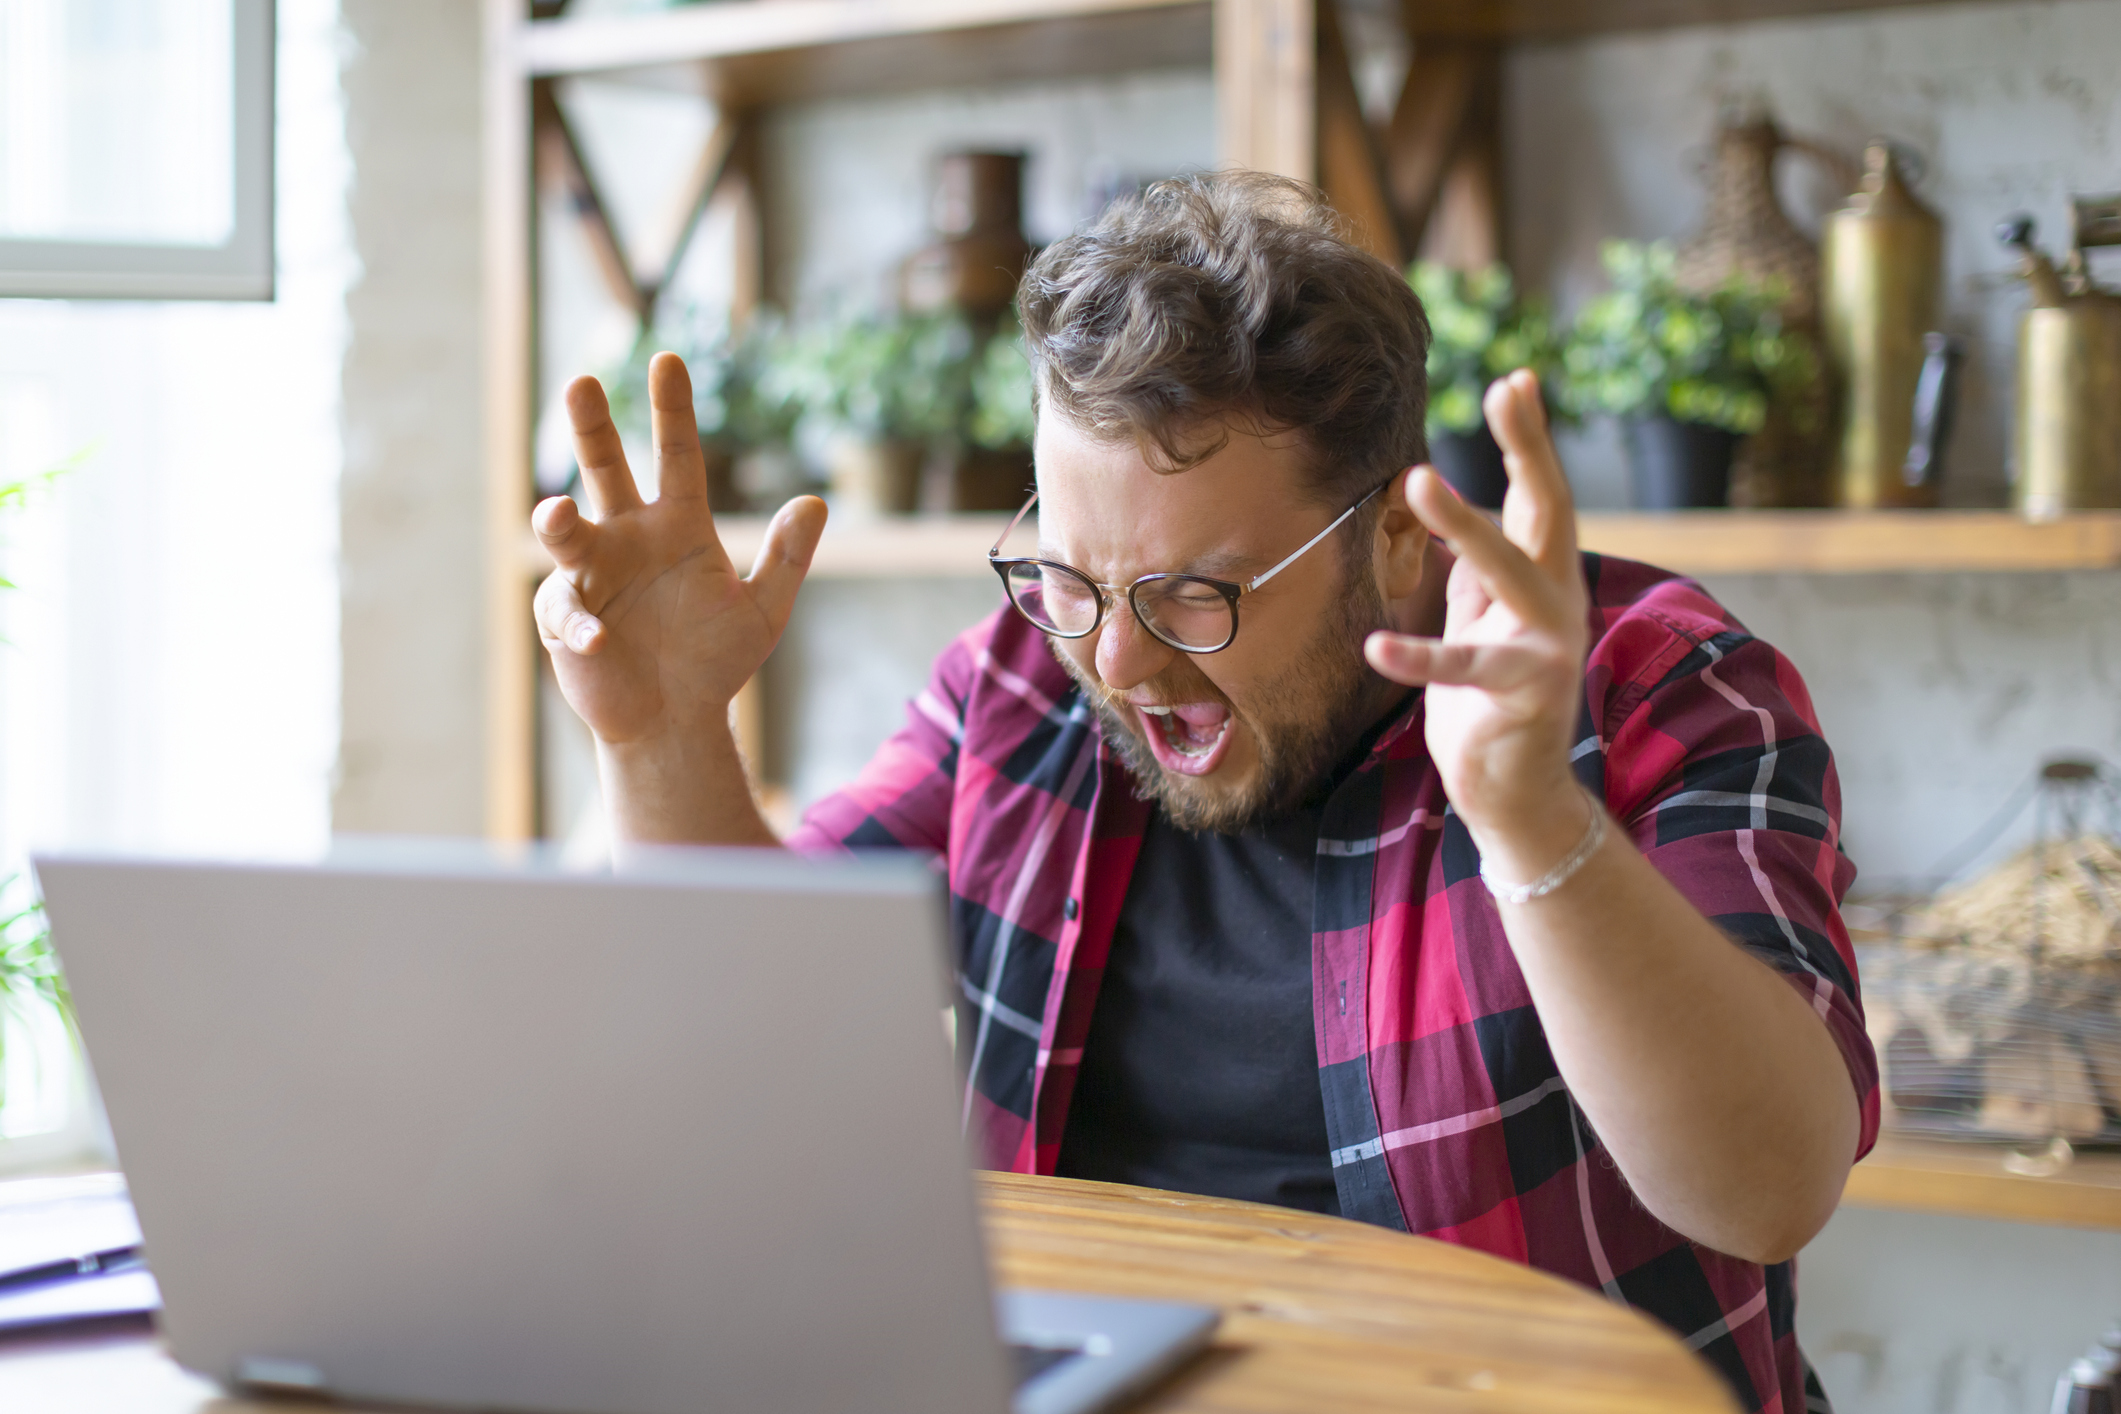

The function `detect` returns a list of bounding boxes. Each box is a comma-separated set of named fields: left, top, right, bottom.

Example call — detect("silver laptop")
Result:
left=34, top=843, right=1217, bottom=1414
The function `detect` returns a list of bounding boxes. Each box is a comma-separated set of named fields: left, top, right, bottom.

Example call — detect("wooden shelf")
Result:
left=512, top=0, right=1213, bottom=103
left=713, top=511, right=1018, bottom=578
left=1841, top=1133, right=2121, bottom=1231
left=698, top=509, right=2121, bottom=580
left=1405, top=0, right=1984, bottom=43
left=1577, top=509, right=2121, bottom=575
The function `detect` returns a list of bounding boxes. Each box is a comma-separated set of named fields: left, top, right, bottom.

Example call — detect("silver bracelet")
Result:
left=1478, top=790, right=1608, bottom=905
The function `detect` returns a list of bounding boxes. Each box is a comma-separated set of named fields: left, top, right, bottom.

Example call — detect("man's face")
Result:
left=1030, top=415, right=1397, bottom=833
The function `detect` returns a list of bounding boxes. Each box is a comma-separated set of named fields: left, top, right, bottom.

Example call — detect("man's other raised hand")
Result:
left=532, top=351, right=827, bottom=753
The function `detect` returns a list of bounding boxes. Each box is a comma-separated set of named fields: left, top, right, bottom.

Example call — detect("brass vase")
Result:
left=2000, top=209, right=2121, bottom=519
left=1822, top=142, right=1945, bottom=509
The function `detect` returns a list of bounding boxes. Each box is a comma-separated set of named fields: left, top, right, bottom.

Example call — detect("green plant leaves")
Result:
left=1556, top=239, right=1818, bottom=435
left=1407, top=260, right=1563, bottom=435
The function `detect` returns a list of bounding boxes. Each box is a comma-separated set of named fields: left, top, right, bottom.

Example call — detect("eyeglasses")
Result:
left=986, top=480, right=1388, bottom=655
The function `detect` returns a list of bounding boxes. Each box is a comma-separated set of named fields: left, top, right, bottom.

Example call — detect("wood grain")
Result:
left=979, top=1173, right=1738, bottom=1413
left=514, top=0, right=1213, bottom=105
left=483, top=0, right=539, bottom=842
left=0, top=1173, right=1735, bottom=1414
left=1315, top=0, right=1403, bottom=264
left=1402, top=0, right=1984, bottom=42
left=1573, top=508, right=2121, bottom=575
left=1215, top=0, right=1316, bottom=182
left=1383, top=40, right=1484, bottom=248
left=1842, top=1133, right=2121, bottom=1231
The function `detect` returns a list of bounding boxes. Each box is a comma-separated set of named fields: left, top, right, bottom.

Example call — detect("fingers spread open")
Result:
left=565, top=375, right=644, bottom=518
left=1407, top=468, right=1567, bottom=629
left=532, top=495, right=598, bottom=569
left=1365, top=631, right=1550, bottom=692
left=534, top=569, right=606, bottom=657
left=648, top=352, right=709, bottom=504
left=746, top=495, right=828, bottom=636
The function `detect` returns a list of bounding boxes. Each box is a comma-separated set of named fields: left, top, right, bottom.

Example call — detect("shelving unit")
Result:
left=705, top=508, right=2121, bottom=579
left=484, top=0, right=2095, bottom=852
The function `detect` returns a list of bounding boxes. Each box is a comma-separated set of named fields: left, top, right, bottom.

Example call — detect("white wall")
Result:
left=333, top=0, right=487, bottom=835
left=1799, top=1205, right=2121, bottom=1414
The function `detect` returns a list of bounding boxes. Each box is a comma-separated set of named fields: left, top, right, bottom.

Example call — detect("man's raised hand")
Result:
left=1363, top=370, right=1592, bottom=859
left=532, top=351, right=827, bottom=751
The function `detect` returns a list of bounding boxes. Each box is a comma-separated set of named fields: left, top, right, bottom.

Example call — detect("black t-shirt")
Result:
left=1055, top=801, right=1339, bottom=1216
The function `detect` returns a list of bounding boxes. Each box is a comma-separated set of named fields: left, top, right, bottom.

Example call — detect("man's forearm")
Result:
left=1476, top=798, right=1860, bottom=1265
left=597, top=721, right=781, bottom=852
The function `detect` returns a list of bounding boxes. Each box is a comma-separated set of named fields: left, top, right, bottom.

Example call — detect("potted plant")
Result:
left=603, top=306, right=796, bottom=513
left=763, top=305, right=980, bottom=517
left=1559, top=240, right=1817, bottom=509
left=1408, top=262, right=1562, bottom=509
left=955, top=309, right=1039, bottom=512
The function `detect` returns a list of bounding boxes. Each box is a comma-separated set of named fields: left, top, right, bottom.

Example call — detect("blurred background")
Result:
left=1, top=1, right=2119, bottom=1408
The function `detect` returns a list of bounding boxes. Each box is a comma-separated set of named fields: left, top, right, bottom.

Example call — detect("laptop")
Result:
left=33, top=842, right=1217, bottom=1414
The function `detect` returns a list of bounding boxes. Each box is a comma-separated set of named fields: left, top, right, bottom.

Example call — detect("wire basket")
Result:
left=1856, top=760, right=2121, bottom=1169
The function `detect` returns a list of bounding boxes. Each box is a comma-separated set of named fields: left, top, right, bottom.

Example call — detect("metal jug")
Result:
left=1999, top=200, right=2121, bottom=519
left=1823, top=142, right=1947, bottom=508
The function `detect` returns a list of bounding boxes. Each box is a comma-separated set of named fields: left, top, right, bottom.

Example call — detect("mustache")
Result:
left=1057, top=654, right=1234, bottom=728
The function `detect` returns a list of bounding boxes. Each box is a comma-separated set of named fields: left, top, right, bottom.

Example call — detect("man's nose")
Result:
left=1092, top=595, right=1177, bottom=691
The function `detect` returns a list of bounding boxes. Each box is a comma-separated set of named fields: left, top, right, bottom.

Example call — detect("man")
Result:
left=533, top=173, right=1876, bottom=1412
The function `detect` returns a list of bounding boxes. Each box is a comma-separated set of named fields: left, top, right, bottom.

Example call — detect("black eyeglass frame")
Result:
left=986, top=479, right=1391, bottom=655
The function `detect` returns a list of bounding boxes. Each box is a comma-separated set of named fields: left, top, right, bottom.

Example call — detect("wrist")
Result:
left=596, top=721, right=755, bottom=843
left=1464, top=781, right=1604, bottom=894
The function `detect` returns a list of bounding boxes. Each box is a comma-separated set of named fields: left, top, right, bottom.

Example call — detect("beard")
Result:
left=1055, top=550, right=1395, bottom=834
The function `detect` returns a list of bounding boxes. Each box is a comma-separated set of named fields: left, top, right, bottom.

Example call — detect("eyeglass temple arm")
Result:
left=1243, top=482, right=1388, bottom=593
left=990, top=490, right=1041, bottom=557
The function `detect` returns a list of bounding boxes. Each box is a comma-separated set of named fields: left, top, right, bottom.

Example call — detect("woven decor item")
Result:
left=1858, top=761, right=2121, bottom=1171
left=1673, top=108, right=1846, bottom=508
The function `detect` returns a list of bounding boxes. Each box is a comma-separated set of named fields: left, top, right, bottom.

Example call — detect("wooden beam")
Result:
left=1215, top=0, right=1314, bottom=182
left=1382, top=37, right=1481, bottom=248
left=719, top=117, right=769, bottom=324
left=483, top=0, right=537, bottom=840
left=532, top=79, right=654, bottom=324
left=1415, top=46, right=1503, bottom=270
left=1315, top=0, right=1403, bottom=263
left=640, top=114, right=740, bottom=302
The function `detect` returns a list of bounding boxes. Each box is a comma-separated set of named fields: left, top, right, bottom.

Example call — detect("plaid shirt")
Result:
left=790, top=552, right=1879, bottom=1414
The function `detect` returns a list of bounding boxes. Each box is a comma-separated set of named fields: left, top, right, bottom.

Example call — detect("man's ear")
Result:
left=1375, top=469, right=1430, bottom=602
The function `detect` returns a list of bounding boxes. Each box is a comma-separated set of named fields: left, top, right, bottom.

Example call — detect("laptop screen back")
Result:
left=36, top=845, right=1012, bottom=1414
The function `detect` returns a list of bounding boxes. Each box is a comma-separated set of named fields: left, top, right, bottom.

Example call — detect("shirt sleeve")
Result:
left=1593, top=596, right=1882, bottom=1161
left=781, top=620, right=981, bottom=857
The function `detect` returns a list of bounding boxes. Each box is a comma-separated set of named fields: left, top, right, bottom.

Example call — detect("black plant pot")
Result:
left=1428, top=424, right=1510, bottom=510
left=1622, top=414, right=1740, bottom=510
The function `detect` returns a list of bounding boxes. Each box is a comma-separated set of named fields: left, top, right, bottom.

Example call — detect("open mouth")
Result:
left=1135, top=701, right=1236, bottom=777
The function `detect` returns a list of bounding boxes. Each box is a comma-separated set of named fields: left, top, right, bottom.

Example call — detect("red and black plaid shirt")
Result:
left=790, top=552, right=1879, bottom=1414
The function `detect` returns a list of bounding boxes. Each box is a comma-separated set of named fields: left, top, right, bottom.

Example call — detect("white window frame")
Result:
left=0, top=0, right=275, bottom=301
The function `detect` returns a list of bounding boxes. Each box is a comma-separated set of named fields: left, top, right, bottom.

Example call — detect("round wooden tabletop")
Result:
left=979, top=1172, right=1739, bottom=1414
left=0, top=1172, right=1737, bottom=1414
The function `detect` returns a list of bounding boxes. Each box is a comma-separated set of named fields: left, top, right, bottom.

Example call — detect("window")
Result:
left=0, top=0, right=274, bottom=300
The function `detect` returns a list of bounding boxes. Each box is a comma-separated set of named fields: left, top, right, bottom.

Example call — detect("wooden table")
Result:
left=0, top=1173, right=1736, bottom=1414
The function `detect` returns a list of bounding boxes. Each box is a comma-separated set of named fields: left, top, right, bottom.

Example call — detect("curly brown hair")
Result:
left=1016, top=170, right=1430, bottom=508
